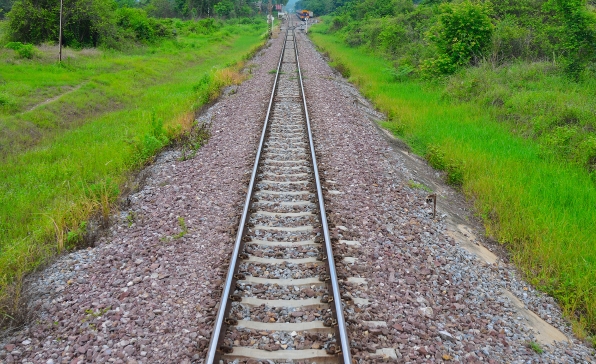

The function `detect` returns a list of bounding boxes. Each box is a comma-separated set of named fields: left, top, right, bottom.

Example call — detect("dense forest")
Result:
left=1, top=0, right=287, bottom=48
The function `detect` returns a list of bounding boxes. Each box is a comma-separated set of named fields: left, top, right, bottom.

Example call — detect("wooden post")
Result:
left=58, top=0, right=63, bottom=62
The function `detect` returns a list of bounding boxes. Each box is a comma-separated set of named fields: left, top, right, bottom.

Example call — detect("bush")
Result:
left=378, top=19, right=408, bottom=55
left=131, top=113, right=170, bottom=167
left=4, top=41, right=36, bottom=58
left=490, top=17, right=533, bottom=65
left=425, top=1, right=493, bottom=75
left=330, top=14, right=349, bottom=31
left=546, top=0, right=596, bottom=78
left=425, top=145, right=464, bottom=187
left=116, top=8, right=157, bottom=42
left=146, top=0, right=178, bottom=18
left=187, top=18, right=220, bottom=35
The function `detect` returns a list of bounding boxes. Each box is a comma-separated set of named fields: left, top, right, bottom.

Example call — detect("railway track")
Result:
left=205, top=20, right=352, bottom=364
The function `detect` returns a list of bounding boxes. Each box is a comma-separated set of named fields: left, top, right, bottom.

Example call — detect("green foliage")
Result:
left=174, top=216, right=188, bottom=238
left=0, top=0, right=13, bottom=19
left=311, top=19, right=596, bottom=339
left=546, top=0, right=596, bottom=78
left=131, top=112, right=170, bottom=166
left=115, top=7, right=173, bottom=42
left=5, top=0, right=252, bottom=47
left=0, top=21, right=265, bottom=328
left=6, top=0, right=117, bottom=47
left=424, top=1, right=493, bottom=75
left=425, top=145, right=464, bottom=186
left=527, top=341, right=544, bottom=354
left=4, top=41, right=36, bottom=58
left=407, top=180, right=432, bottom=192
left=324, top=0, right=595, bottom=76
left=444, top=61, right=596, bottom=175
left=146, top=0, right=178, bottom=18
left=65, top=221, right=87, bottom=247
left=178, top=119, right=211, bottom=160
left=187, top=18, right=221, bottom=34
left=384, top=65, right=415, bottom=81
left=214, top=0, right=234, bottom=17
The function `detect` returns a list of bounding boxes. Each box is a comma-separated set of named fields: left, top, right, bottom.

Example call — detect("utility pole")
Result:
left=267, top=0, right=273, bottom=38
left=58, top=0, right=63, bottom=62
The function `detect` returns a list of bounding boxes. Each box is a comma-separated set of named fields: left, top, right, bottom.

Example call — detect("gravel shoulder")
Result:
left=1, top=26, right=595, bottom=364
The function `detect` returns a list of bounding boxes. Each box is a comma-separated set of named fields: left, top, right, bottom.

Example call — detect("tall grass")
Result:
left=311, top=25, right=596, bottom=342
left=0, top=20, right=267, bottom=327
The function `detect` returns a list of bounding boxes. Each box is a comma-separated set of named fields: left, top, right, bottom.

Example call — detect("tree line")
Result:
left=2, top=0, right=287, bottom=48
left=301, top=0, right=596, bottom=78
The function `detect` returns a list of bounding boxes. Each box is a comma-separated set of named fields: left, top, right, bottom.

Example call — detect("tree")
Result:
left=213, top=0, right=233, bottom=17
left=0, top=0, right=13, bottom=19
left=7, top=0, right=116, bottom=47
left=146, top=0, right=179, bottom=18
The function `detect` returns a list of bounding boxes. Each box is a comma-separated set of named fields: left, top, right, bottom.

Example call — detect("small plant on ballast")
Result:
left=527, top=341, right=543, bottom=354
left=174, top=216, right=188, bottom=239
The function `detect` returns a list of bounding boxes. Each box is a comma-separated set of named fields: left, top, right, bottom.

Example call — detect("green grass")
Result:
left=528, top=341, right=544, bottom=354
left=0, top=19, right=267, bottom=323
left=311, top=22, right=596, bottom=342
left=444, top=63, right=596, bottom=178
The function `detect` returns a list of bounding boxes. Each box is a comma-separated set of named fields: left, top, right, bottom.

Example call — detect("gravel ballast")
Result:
left=1, top=26, right=595, bottom=364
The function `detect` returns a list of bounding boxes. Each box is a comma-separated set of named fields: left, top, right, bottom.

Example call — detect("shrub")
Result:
left=4, top=41, right=36, bottom=58
left=146, top=0, right=178, bottom=18
left=187, top=18, right=220, bottom=35
left=116, top=8, right=156, bottom=42
left=330, top=14, right=349, bottom=31
left=490, top=17, right=534, bottom=65
left=378, top=19, right=408, bottom=55
left=131, top=112, right=170, bottom=167
left=425, top=1, right=493, bottom=75
left=546, top=0, right=596, bottom=78
left=426, top=145, right=464, bottom=187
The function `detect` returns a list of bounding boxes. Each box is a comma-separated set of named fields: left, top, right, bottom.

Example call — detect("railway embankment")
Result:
left=309, top=19, right=596, bottom=350
left=297, top=31, right=594, bottom=361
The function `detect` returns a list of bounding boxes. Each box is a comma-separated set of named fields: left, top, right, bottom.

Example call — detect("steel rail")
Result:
left=205, top=31, right=288, bottom=364
left=294, top=33, right=353, bottom=363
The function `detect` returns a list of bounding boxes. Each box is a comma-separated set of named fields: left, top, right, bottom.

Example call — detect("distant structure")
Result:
left=296, top=9, right=311, bottom=21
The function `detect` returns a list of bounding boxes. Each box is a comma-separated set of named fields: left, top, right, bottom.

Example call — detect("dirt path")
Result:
left=26, top=83, right=85, bottom=113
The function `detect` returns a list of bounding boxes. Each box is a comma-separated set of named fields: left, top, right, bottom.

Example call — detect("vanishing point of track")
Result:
left=205, top=19, right=352, bottom=363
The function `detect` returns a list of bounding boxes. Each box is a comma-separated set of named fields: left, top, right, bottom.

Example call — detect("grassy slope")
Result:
left=0, top=23, right=266, bottom=302
left=310, top=24, right=596, bottom=339
left=444, top=63, right=596, bottom=176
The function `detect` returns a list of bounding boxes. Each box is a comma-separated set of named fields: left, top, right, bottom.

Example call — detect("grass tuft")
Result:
left=527, top=341, right=544, bottom=354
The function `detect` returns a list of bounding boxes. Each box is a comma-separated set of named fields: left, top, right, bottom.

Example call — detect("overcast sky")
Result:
left=285, top=0, right=298, bottom=12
